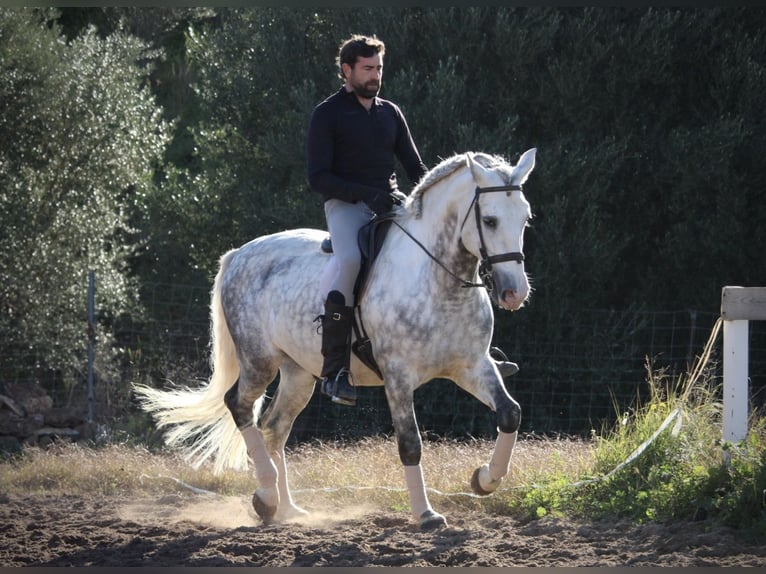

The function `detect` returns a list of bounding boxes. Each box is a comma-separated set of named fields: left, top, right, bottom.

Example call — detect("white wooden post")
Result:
left=720, top=286, right=766, bottom=443
left=722, top=318, right=748, bottom=443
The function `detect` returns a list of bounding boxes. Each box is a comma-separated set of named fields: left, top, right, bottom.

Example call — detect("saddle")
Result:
left=320, top=216, right=394, bottom=379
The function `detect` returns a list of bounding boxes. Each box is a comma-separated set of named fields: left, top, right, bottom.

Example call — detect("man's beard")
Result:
left=352, top=81, right=379, bottom=99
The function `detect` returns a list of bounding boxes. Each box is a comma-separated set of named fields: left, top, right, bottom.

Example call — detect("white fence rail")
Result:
left=721, top=286, right=766, bottom=443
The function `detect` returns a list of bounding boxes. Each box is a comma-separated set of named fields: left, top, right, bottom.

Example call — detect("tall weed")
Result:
left=516, top=319, right=766, bottom=533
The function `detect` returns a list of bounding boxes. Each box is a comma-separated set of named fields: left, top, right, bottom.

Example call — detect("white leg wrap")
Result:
left=479, top=430, right=517, bottom=492
left=489, top=430, right=517, bottom=481
left=272, top=451, right=291, bottom=504
left=272, top=450, right=308, bottom=520
left=404, top=464, right=432, bottom=520
left=241, top=425, right=279, bottom=507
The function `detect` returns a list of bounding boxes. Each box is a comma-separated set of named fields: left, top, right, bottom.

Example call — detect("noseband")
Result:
left=391, top=183, right=524, bottom=293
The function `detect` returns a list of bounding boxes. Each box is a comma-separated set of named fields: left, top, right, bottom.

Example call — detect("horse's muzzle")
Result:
left=498, top=289, right=526, bottom=311
left=493, top=271, right=529, bottom=311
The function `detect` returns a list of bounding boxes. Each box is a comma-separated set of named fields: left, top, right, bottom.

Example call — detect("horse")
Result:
left=134, top=148, right=537, bottom=530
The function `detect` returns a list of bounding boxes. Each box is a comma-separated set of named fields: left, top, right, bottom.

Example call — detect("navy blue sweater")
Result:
left=307, top=87, right=427, bottom=203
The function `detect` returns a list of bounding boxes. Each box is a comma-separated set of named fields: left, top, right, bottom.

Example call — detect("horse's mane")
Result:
left=409, top=152, right=511, bottom=219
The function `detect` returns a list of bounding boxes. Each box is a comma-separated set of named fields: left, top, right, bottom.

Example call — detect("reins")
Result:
left=392, top=183, right=525, bottom=292
left=390, top=219, right=484, bottom=288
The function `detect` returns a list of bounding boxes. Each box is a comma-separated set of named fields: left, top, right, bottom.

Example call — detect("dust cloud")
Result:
left=118, top=493, right=378, bottom=530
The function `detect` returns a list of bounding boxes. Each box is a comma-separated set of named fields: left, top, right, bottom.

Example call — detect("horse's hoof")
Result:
left=419, top=509, right=448, bottom=530
left=252, top=491, right=278, bottom=524
left=276, top=504, right=310, bottom=522
left=470, top=465, right=494, bottom=496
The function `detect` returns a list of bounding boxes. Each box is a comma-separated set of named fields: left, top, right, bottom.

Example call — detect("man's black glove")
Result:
left=361, top=189, right=395, bottom=216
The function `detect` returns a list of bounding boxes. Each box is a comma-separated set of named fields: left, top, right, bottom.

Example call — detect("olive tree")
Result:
left=0, top=9, right=170, bottom=393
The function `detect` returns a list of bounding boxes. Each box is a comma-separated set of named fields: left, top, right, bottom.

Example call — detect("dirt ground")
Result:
left=1, top=491, right=764, bottom=567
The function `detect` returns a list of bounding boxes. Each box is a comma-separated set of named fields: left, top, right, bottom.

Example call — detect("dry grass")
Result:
left=287, top=436, right=594, bottom=514
left=0, top=443, right=255, bottom=497
left=0, top=436, right=594, bottom=516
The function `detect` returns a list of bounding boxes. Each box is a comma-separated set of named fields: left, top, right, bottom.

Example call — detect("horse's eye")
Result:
left=482, top=216, right=497, bottom=229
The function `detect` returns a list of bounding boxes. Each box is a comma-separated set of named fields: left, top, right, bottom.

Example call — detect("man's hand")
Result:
left=391, top=190, right=408, bottom=205
left=362, top=190, right=395, bottom=215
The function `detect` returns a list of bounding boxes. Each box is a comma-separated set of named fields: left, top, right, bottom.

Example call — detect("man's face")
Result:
left=345, top=53, right=383, bottom=99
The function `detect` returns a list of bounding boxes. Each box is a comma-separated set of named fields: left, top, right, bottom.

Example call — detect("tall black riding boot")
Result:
left=318, top=290, right=357, bottom=406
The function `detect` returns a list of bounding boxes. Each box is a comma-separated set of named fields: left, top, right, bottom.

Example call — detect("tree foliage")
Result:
left=141, top=7, right=766, bottom=309
left=0, top=9, right=169, bottom=386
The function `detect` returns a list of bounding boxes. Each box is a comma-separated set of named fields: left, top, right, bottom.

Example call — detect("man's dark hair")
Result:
left=336, top=34, right=385, bottom=80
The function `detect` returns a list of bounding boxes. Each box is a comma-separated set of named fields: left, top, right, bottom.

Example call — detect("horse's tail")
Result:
left=133, top=247, right=259, bottom=474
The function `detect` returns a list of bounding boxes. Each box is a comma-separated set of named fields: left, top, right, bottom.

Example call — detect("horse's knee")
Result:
left=224, top=379, right=254, bottom=428
left=497, top=397, right=521, bottom=434
left=397, top=433, right=422, bottom=466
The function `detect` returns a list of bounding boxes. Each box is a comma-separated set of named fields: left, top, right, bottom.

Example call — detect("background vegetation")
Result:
left=1, top=8, right=765, bottom=439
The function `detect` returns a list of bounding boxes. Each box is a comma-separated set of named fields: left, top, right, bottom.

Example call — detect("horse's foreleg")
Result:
left=403, top=464, right=447, bottom=530
left=472, top=429, right=518, bottom=495
left=386, top=384, right=448, bottom=530
left=468, top=364, right=522, bottom=495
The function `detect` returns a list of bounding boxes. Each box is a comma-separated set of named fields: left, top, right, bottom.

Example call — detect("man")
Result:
left=307, top=34, right=428, bottom=406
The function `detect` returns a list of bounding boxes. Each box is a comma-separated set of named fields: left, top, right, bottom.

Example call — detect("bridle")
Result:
left=462, top=184, right=525, bottom=292
left=391, top=183, right=525, bottom=293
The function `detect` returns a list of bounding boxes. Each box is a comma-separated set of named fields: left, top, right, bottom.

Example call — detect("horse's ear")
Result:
left=513, top=148, right=537, bottom=185
left=466, top=152, right=490, bottom=185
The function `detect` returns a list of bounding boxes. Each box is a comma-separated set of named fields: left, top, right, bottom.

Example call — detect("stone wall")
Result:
left=0, top=382, right=88, bottom=453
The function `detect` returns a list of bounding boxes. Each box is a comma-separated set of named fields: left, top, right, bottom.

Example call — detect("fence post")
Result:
left=87, top=270, right=95, bottom=425
left=686, top=309, right=697, bottom=371
left=722, top=318, right=748, bottom=443
left=720, top=286, right=766, bottom=444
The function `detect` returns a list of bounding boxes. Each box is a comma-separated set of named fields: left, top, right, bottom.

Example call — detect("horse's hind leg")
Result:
left=223, top=362, right=281, bottom=524
left=258, top=358, right=317, bottom=521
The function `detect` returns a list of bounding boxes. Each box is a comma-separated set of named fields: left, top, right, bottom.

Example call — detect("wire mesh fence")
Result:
left=4, top=280, right=765, bottom=444
left=117, top=283, right=766, bottom=440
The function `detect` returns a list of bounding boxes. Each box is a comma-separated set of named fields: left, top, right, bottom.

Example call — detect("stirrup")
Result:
left=490, top=346, right=519, bottom=378
left=320, top=369, right=356, bottom=406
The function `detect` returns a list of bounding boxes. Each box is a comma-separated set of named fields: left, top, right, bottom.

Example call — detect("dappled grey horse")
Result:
left=135, top=148, right=537, bottom=529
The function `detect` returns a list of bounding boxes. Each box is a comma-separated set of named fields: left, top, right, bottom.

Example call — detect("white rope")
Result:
left=567, top=407, right=683, bottom=488
left=293, top=485, right=487, bottom=498
left=139, top=473, right=218, bottom=496
left=136, top=405, right=681, bottom=499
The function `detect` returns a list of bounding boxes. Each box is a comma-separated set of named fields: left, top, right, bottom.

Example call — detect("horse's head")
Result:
left=460, top=149, right=536, bottom=311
